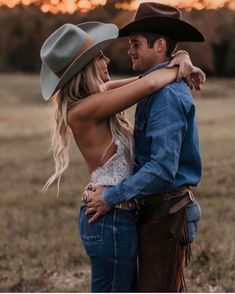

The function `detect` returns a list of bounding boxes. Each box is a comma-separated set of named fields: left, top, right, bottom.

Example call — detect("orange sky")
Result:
left=1, top=0, right=235, bottom=13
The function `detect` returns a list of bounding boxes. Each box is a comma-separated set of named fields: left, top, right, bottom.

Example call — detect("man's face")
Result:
left=128, top=33, right=159, bottom=73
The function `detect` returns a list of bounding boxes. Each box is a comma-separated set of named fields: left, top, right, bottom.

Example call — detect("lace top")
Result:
left=89, top=139, right=133, bottom=187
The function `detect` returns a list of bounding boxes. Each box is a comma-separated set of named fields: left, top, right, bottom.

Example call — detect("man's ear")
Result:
left=154, top=38, right=167, bottom=54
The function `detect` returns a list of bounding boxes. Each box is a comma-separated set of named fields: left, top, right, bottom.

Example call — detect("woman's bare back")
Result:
left=68, top=110, right=118, bottom=175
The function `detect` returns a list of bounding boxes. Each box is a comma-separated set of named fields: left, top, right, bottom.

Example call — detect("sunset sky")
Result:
left=1, top=0, right=235, bottom=13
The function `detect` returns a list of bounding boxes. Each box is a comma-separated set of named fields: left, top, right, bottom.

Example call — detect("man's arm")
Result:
left=86, top=85, right=189, bottom=224
left=102, top=86, right=188, bottom=208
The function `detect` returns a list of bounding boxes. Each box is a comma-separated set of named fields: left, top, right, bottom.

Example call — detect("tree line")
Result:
left=0, top=3, right=235, bottom=75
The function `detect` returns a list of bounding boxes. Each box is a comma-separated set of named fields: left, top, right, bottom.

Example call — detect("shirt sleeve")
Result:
left=103, top=87, right=188, bottom=208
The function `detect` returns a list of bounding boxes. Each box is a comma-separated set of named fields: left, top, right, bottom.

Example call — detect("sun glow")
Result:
left=0, top=0, right=235, bottom=13
left=0, top=0, right=107, bottom=13
left=146, top=0, right=235, bottom=10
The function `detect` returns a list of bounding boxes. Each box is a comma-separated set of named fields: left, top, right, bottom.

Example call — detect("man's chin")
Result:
left=132, top=64, right=142, bottom=73
left=132, top=63, right=139, bottom=72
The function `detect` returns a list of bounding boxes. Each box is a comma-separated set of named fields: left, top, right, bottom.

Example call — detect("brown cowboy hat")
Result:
left=119, top=2, right=204, bottom=42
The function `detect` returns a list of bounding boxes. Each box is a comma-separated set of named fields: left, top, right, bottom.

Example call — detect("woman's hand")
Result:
left=167, top=50, right=193, bottom=81
left=167, top=51, right=206, bottom=90
left=184, top=66, right=206, bottom=91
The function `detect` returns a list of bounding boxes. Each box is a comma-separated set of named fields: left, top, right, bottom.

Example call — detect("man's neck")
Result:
left=142, top=60, right=170, bottom=77
left=148, top=56, right=170, bottom=71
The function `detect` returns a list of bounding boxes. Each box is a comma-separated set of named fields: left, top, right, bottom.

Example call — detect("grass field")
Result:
left=0, top=74, right=234, bottom=292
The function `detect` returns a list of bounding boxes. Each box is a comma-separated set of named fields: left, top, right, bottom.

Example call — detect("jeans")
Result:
left=78, top=205, right=138, bottom=293
left=185, top=201, right=202, bottom=242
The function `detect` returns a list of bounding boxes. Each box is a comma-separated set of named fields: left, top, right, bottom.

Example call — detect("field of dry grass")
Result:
left=0, top=74, right=234, bottom=292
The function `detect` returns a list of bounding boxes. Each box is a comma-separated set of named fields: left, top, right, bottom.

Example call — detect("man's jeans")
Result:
left=78, top=206, right=138, bottom=293
left=186, top=202, right=202, bottom=242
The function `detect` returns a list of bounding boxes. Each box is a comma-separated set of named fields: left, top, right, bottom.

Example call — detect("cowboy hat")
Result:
left=119, top=2, right=204, bottom=42
left=40, top=22, right=119, bottom=101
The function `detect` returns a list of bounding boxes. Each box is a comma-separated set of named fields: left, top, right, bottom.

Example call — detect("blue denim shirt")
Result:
left=103, top=62, right=202, bottom=210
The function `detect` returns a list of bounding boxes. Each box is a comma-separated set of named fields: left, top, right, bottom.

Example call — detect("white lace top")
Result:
left=89, top=138, right=133, bottom=187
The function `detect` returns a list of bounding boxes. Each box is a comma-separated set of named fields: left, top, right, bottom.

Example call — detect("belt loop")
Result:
left=134, top=199, right=141, bottom=210
left=188, top=190, right=195, bottom=202
left=165, top=193, right=170, bottom=201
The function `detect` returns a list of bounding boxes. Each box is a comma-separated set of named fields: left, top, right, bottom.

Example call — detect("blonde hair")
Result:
left=43, top=58, right=134, bottom=196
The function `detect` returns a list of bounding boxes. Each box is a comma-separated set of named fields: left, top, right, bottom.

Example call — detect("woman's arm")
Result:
left=69, top=67, right=178, bottom=122
left=105, top=76, right=139, bottom=90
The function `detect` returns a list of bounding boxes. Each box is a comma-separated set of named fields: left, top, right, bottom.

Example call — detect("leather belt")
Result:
left=115, top=202, right=133, bottom=211
left=136, top=186, right=191, bottom=204
left=82, top=186, right=195, bottom=214
left=81, top=191, right=135, bottom=211
left=116, top=186, right=195, bottom=213
left=169, top=190, right=195, bottom=214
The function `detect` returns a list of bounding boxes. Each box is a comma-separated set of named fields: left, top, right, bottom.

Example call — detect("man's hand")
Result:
left=85, top=186, right=111, bottom=224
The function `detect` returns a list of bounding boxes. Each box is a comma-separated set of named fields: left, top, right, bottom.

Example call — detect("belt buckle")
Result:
left=188, top=190, right=195, bottom=202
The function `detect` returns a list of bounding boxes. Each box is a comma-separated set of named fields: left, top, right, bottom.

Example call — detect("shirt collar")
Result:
left=141, top=61, right=169, bottom=77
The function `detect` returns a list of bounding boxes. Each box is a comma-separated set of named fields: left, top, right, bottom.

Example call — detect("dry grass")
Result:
left=0, top=74, right=234, bottom=292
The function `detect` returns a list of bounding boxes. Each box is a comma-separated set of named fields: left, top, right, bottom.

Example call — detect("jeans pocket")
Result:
left=186, top=202, right=202, bottom=242
left=78, top=206, right=105, bottom=244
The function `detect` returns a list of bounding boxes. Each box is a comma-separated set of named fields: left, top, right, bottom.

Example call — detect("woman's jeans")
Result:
left=78, top=205, right=138, bottom=293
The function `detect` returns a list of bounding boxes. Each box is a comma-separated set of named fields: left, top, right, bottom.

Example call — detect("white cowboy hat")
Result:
left=40, top=22, right=119, bottom=101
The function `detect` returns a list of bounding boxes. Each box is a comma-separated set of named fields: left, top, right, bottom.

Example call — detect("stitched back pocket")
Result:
left=78, top=206, right=105, bottom=244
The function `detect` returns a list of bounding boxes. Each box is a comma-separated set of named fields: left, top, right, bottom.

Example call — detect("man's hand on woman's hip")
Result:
left=85, top=186, right=111, bottom=224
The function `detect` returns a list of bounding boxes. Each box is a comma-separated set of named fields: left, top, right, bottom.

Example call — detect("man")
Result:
left=86, top=2, right=204, bottom=292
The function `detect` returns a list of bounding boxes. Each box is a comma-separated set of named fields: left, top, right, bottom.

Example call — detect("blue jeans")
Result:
left=185, top=201, right=202, bottom=242
left=78, top=205, right=138, bottom=292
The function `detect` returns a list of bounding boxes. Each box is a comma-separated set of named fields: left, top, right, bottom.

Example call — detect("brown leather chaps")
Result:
left=137, top=200, right=191, bottom=292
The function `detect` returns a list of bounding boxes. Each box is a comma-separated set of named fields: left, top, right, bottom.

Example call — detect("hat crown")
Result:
left=135, top=2, right=182, bottom=21
left=40, top=24, right=93, bottom=75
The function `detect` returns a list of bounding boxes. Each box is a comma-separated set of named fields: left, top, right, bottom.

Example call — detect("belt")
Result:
left=169, top=189, right=195, bottom=214
left=81, top=184, right=135, bottom=211
left=81, top=190, right=135, bottom=211
left=115, top=200, right=136, bottom=211
left=116, top=186, right=195, bottom=213
left=82, top=186, right=195, bottom=214
left=137, top=186, right=191, bottom=205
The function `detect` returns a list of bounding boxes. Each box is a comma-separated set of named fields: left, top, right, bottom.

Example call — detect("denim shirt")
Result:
left=103, top=62, right=202, bottom=209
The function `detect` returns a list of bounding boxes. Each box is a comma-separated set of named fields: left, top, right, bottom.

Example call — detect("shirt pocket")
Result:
left=134, top=120, right=150, bottom=155
left=186, top=201, right=202, bottom=242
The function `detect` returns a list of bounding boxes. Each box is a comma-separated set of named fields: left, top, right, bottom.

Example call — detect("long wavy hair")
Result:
left=43, top=58, right=135, bottom=195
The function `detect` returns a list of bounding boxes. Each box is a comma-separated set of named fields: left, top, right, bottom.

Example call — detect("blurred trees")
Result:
left=213, top=10, right=235, bottom=75
left=176, top=8, right=235, bottom=76
left=0, top=3, right=234, bottom=75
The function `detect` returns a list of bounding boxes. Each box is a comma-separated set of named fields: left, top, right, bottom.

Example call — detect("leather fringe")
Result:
left=168, top=209, right=191, bottom=292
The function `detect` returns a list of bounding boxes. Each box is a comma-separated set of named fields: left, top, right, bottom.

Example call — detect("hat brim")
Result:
left=119, top=16, right=204, bottom=42
left=41, top=22, right=118, bottom=101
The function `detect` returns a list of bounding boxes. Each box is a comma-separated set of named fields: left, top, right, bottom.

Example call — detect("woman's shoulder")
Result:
left=67, top=102, right=82, bottom=126
left=67, top=102, right=109, bottom=138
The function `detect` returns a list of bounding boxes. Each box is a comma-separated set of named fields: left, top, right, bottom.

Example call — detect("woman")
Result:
left=40, top=22, right=204, bottom=292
